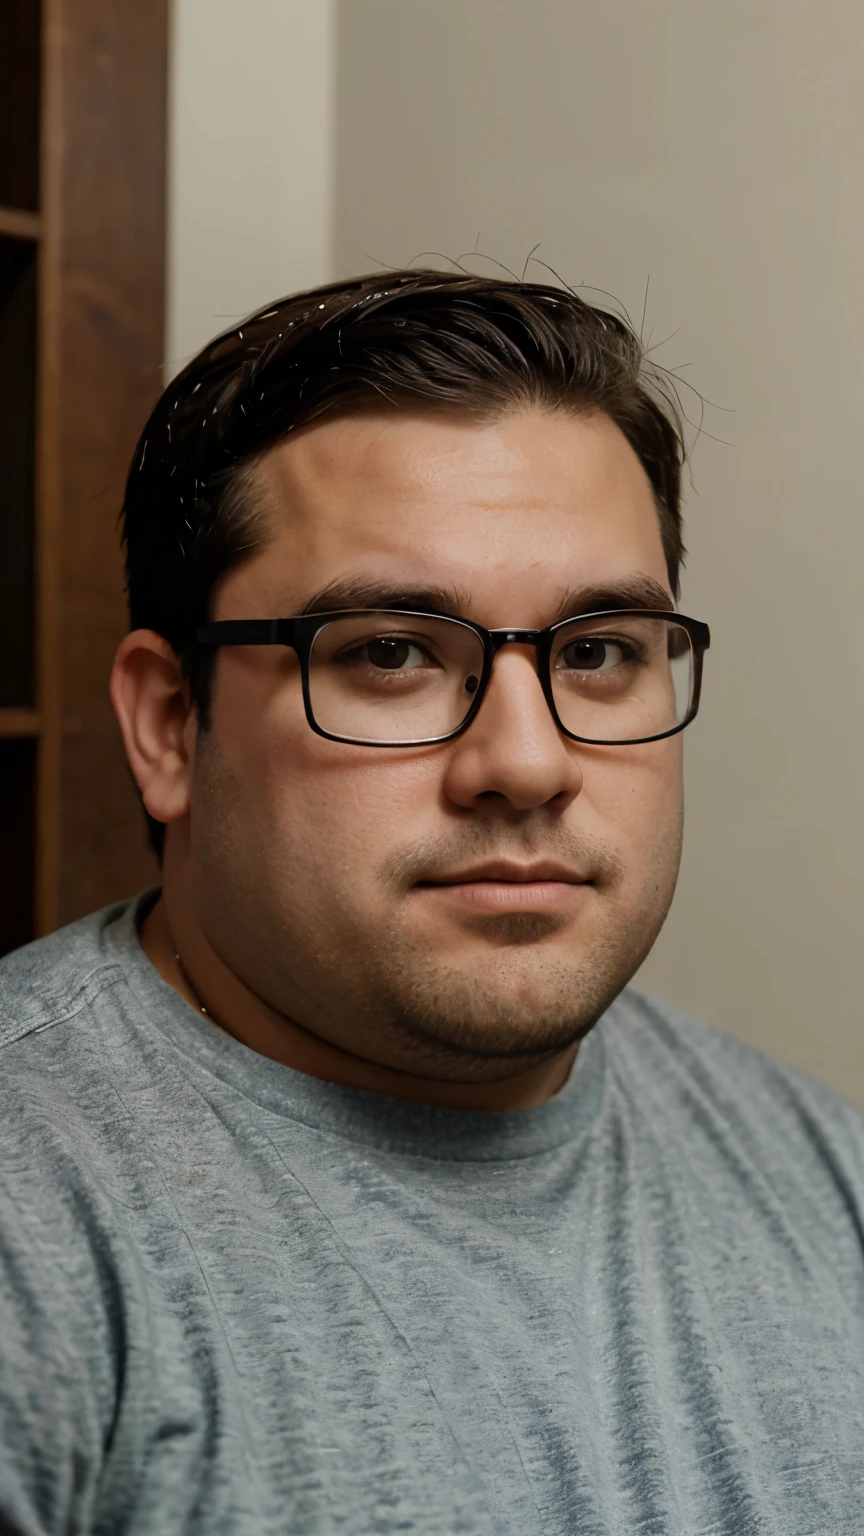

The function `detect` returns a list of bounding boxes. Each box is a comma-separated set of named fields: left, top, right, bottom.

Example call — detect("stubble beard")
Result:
left=348, top=828, right=683, bottom=1078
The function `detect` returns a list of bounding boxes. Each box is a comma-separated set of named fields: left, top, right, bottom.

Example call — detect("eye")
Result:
left=556, top=637, right=627, bottom=672
left=350, top=636, right=434, bottom=671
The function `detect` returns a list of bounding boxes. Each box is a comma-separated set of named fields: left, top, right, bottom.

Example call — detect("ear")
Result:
left=110, top=630, right=196, bottom=827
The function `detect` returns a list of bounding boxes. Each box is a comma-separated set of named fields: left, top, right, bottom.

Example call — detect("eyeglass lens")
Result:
left=306, top=612, right=695, bottom=745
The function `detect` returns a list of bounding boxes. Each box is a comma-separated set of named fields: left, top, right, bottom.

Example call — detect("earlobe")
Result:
left=110, top=630, right=195, bottom=826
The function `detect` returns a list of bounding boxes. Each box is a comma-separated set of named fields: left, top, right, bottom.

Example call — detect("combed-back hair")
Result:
left=121, top=268, right=687, bottom=856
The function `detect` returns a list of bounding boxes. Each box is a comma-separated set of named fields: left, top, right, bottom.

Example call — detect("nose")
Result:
left=442, top=646, right=584, bottom=812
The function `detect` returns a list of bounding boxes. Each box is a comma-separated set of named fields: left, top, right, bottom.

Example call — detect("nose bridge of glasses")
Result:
left=487, top=628, right=543, bottom=655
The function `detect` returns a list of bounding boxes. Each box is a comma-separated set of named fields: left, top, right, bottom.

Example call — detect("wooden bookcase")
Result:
left=0, top=0, right=165, bottom=956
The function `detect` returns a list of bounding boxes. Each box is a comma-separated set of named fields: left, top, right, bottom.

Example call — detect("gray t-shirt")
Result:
left=1, top=893, right=863, bottom=1535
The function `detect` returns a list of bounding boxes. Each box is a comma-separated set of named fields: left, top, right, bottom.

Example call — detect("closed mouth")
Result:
left=417, top=861, right=590, bottom=887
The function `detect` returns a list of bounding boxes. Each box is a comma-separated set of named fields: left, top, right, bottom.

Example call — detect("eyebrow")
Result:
left=296, top=572, right=674, bottom=622
left=298, top=577, right=467, bottom=618
left=548, top=574, right=674, bottom=622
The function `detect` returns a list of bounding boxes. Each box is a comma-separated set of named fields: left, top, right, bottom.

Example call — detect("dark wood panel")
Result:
left=55, top=0, right=168, bottom=728
left=0, top=238, right=37, bottom=707
left=42, top=0, right=166, bottom=924
left=0, top=0, right=41, bottom=211
left=0, top=739, right=35, bottom=956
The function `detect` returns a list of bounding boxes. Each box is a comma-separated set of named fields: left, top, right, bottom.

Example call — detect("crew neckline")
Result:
left=106, top=889, right=608, bottom=1163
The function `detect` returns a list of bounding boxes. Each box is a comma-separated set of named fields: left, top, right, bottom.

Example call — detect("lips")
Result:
left=414, top=860, right=592, bottom=914
left=418, top=861, right=589, bottom=887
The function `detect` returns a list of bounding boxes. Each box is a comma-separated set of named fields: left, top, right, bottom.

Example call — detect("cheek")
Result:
left=581, top=737, right=683, bottom=851
left=214, top=664, right=445, bottom=870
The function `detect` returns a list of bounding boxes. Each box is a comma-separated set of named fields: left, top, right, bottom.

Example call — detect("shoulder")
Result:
left=0, top=915, right=141, bottom=1503
left=605, top=986, right=864, bottom=1192
left=608, top=985, right=863, bottom=1119
left=0, top=897, right=157, bottom=1173
left=0, top=901, right=135, bottom=1051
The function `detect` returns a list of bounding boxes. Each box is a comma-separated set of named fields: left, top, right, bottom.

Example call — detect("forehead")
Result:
left=231, top=408, right=670, bottom=621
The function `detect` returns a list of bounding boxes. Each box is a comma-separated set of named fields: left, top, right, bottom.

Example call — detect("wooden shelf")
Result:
left=0, top=0, right=165, bottom=954
left=0, top=708, right=41, bottom=738
left=0, top=207, right=42, bottom=242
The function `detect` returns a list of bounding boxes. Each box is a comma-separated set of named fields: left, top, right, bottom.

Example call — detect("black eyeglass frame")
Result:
left=195, top=608, right=711, bottom=748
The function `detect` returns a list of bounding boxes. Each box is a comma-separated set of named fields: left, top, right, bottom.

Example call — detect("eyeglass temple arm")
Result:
left=194, top=619, right=299, bottom=648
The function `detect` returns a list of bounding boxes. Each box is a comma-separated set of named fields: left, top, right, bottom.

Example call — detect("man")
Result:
left=1, top=271, right=861, bottom=1535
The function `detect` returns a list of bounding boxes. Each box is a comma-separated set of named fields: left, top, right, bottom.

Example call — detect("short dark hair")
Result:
left=121, top=268, right=687, bottom=856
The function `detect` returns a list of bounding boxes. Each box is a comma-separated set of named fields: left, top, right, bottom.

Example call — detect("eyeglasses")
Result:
left=195, top=608, right=710, bottom=748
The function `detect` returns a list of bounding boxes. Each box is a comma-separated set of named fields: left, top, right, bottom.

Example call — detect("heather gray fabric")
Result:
left=1, top=893, right=863, bottom=1536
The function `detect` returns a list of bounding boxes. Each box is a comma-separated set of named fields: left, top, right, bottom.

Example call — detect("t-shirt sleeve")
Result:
left=0, top=1166, right=113, bottom=1535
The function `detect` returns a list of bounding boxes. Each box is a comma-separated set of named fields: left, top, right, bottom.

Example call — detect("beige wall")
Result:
left=333, top=0, right=864, bottom=1100
left=167, top=0, right=335, bottom=370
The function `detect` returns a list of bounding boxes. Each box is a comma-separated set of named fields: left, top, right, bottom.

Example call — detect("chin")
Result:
left=380, top=942, right=633, bottom=1063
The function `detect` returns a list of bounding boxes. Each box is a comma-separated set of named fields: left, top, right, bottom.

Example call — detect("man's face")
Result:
left=187, top=408, right=683, bottom=1080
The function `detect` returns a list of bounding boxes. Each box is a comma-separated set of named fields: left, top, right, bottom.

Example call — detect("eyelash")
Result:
left=558, top=634, right=645, bottom=659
